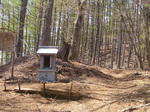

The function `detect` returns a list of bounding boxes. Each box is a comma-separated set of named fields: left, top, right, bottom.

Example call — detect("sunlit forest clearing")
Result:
left=0, top=0, right=150, bottom=111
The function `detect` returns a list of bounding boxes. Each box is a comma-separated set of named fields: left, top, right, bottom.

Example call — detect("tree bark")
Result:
left=57, top=41, right=71, bottom=62
left=69, top=0, right=87, bottom=61
left=84, top=0, right=90, bottom=58
left=127, top=41, right=133, bottom=68
left=117, top=17, right=123, bottom=68
left=144, top=5, right=150, bottom=68
left=17, top=0, right=28, bottom=57
left=88, top=1, right=95, bottom=64
left=24, top=17, right=27, bottom=55
left=92, top=1, right=100, bottom=65
left=52, top=2, right=57, bottom=46
left=97, top=0, right=104, bottom=65
left=41, top=0, right=54, bottom=46
left=111, top=38, right=115, bottom=68
left=56, top=0, right=63, bottom=46
left=36, top=0, right=44, bottom=51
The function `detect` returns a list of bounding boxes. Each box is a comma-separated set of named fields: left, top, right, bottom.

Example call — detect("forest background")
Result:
left=0, top=0, right=149, bottom=70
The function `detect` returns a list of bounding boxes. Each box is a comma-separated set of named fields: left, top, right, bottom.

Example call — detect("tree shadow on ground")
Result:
left=111, top=84, right=150, bottom=104
left=86, top=85, right=150, bottom=112
left=56, top=59, right=147, bottom=84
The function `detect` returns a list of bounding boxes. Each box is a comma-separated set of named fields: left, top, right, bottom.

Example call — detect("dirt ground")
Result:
left=1, top=55, right=150, bottom=112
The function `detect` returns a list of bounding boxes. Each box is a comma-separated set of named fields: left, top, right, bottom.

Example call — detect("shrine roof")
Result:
left=37, top=46, right=58, bottom=55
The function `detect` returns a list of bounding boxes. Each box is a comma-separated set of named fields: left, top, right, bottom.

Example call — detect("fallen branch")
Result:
left=118, top=103, right=150, bottom=112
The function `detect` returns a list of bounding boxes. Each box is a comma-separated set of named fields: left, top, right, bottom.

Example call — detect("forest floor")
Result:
left=1, top=55, right=150, bottom=112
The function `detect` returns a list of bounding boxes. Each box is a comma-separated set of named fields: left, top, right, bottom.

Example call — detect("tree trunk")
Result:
left=144, top=6, right=150, bottom=68
left=41, top=0, right=54, bottom=46
left=88, top=1, right=95, bottom=64
left=84, top=0, right=90, bottom=59
left=36, top=0, right=44, bottom=51
left=111, top=38, right=115, bottom=68
left=97, top=0, right=104, bottom=65
left=24, top=17, right=27, bottom=55
left=52, top=2, right=57, bottom=46
left=1, top=8, right=4, bottom=64
left=1, top=51, right=3, bottom=65
left=127, top=41, right=133, bottom=68
left=17, top=0, right=28, bottom=57
left=92, top=1, right=100, bottom=65
left=117, top=17, right=123, bottom=68
left=27, top=33, right=31, bottom=55
left=56, top=0, right=63, bottom=46
left=69, top=0, right=87, bottom=60
left=57, top=41, right=71, bottom=61
left=34, top=6, right=37, bottom=53
left=80, top=17, right=84, bottom=59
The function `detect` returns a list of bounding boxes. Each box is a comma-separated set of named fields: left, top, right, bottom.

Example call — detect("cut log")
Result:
left=41, top=88, right=80, bottom=100
left=14, top=87, right=81, bottom=100
left=14, top=88, right=40, bottom=94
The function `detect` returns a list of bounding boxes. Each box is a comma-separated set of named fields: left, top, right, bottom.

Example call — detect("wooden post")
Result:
left=18, top=79, right=21, bottom=92
left=11, top=52, right=14, bottom=79
left=4, top=78, right=6, bottom=91
left=68, top=83, right=73, bottom=100
left=43, top=82, right=45, bottom=96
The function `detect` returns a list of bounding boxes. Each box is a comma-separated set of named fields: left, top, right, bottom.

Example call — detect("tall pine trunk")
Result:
left=92, top=1, right=100, bottom=65
left=36, top=0, right=44, bottom=51
left=69, top=0, right=87, bottom=61
left=41, top=0, right=54, bottom=46
left=17, top=0, right=28, bottom=57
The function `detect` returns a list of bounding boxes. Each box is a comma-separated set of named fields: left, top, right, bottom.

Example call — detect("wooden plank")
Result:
left=14, top=88, right=40, bottom=94
left=43, top=82, right=45, bottom=96
left=14, top=87, right=80, bottom=100
left=41, top=88, right=80, bottom=100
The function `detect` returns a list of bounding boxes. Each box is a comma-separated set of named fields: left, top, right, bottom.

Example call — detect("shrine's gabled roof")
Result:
left=37, top=46, right=58, bottom=55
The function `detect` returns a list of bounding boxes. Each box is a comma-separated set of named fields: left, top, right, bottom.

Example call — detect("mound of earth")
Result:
left=0, top=55, right=116, bottom=83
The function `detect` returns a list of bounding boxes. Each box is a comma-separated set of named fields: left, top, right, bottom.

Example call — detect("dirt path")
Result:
left=0, top=56, right=150, bottom=112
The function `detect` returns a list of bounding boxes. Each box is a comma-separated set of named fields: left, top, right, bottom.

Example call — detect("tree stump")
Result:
left=57, top=40, right=71, bottom=62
